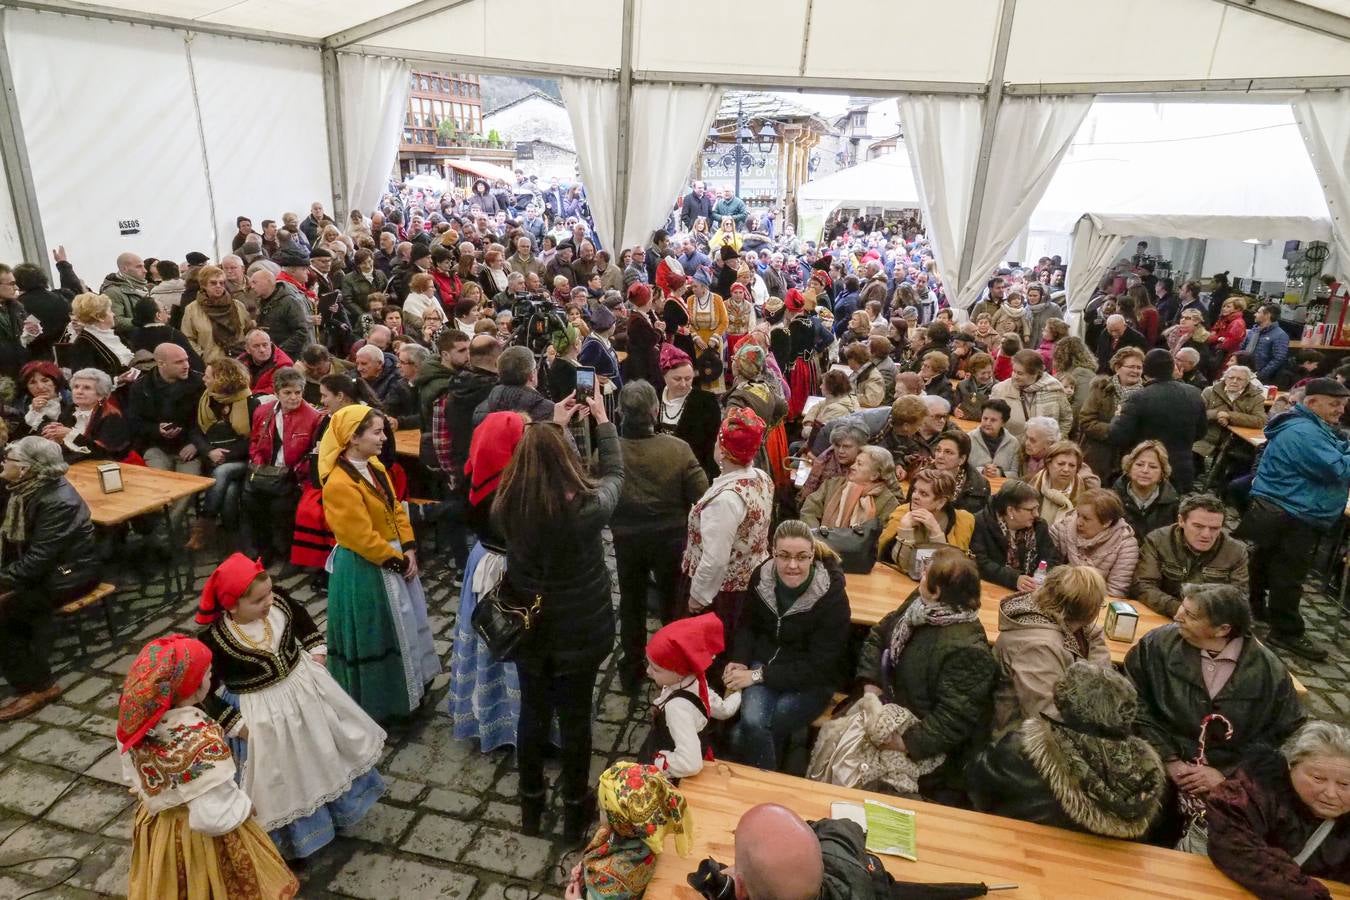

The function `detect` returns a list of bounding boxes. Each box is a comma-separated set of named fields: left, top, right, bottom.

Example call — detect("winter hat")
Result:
left=693, top=269, right=712, bottom=287
left=1052, top=660, right=1137, bottom=739
left=184, top=251, right=209, bottom=267
left=718, top=405, right=765, bottom=467
left=627, top=282, right=652, bottom=306
left=763, top=296, right=784, bottom=316
left=719, top=245, right=739, bottom=262
left=784, top=288, right=806, bottom=313
left=585, top=303, right=615, bottom=332
left=273, top=246, right=310, bottom=267
left=409, top=243, right=433, bottom=263
left=1142, top=348, right=1175, bottom=382
left=309, top=246, right=332, bottom=260
left=1305, top=377, right=1350, bottom=398
left=659, top=343, right=692, bottom=373
left=195, top=553, right=267, bottom=625
left=647, top=612, right=724, bottom=715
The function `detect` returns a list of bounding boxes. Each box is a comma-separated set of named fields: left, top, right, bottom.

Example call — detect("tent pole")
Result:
left=956, top=0, right=1018, bottom=294
left=323, top=0, right=478, bottom=51
left=0, top=10, right=46, bottom=266
left=636, top=70, right=984, bottom=96
left=1005, top=75, right=1350, bottom=95
left=612, top=0, right=636, bottom=251
left=1210, top=0, right=1350, bottom=42
left=321, top=49, right=348, bottom=222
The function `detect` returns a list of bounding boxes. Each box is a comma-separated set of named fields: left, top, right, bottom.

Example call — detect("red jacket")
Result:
left=249, top=400, right=323, bottom=477
left=1211, top=312, right=1248, bottom=361
left=238, top=347, right=294, bottom=395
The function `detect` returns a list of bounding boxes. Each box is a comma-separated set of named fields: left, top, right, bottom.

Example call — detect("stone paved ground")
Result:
left=1, top=532, right=1348, bottom=899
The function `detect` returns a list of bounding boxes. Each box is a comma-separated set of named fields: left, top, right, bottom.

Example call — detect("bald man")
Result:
left=1094, top=312, right=1147, bottom=375
left=127, top=342, right=206, bottom=526
left=99, top=251, right=149, bottom=336
left=733, top=804, right=824, bottom=900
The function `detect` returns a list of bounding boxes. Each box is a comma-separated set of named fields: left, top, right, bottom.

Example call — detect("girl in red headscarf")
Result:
left=118, top=635, right=298, bottom=899
left=195, top=553, right=386, bottom=860
left=641, top=612, right=741, bottom=779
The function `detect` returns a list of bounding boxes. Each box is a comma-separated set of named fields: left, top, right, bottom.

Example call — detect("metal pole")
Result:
left=321, top=49, right=348, bottom=221
left=0, top=9, right=46, bottom=265
left=612, top=0, right=635, bottom=251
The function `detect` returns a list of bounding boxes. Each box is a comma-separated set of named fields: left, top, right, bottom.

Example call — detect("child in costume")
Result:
left=118, top=635, right=297, bottom=900
left=196, top=552, right=387, bottom=860
left=641, top=613, right=741, bottom=779
left=564, top=761, right=692, bottom=899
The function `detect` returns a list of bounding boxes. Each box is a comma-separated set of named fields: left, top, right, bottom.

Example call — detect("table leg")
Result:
left=1339, top=529, right=1350, bottom=643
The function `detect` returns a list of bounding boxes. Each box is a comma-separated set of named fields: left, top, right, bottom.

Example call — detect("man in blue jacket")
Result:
left=1235, top=378, right=1350, bottom=661
left=1243, top=302, right=1290, bottom=385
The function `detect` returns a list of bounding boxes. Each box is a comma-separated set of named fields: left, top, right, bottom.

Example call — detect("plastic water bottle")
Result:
left=1032, top=561, right=1048, bottom=587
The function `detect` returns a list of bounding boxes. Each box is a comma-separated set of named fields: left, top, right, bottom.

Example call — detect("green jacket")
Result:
left=413, top=359, right=457, bottom=426
left=711, top=196, right=749, bottom=228
left=99, top=272, right=148, bottom=336
left=1131, top=524, right=1249, bottom=617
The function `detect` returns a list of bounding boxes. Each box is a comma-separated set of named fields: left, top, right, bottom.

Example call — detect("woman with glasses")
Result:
left=970, top=479, right=1063, bottom=592
left=725, top=519, right=851, bottom=772
left=878, top=468, right=975, bottom=576
left=1078, top=346, right=1145, bottom=482
left=0, top=437, right=99, bottom=722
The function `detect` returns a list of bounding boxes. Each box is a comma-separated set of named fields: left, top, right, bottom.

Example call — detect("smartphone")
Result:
left=575, top=366, right=596, bottom=401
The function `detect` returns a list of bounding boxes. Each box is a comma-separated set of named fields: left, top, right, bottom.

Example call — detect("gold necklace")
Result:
left=229, top=614, right=274, bottom=653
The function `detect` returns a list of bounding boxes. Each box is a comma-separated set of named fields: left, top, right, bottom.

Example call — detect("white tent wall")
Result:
left=1294, top=89, right=1350, bottom=281
left=1203, top=238, right=1297, bottom=283
left=2, top=8, right=329, bottom=272
left=191, top=35, right=331, bottom=259
left=0, top=147, right=22, bottom=263
left=336, top=53, right=410, bottom=218
left=560, top=77, right=620, bottom=253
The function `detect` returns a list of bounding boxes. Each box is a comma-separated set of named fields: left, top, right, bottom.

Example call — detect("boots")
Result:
left=562, top=791, right=597, bottom=844
left=519, top=788, right=546, bottom=837
left=185, top=517, right=216, bottom=552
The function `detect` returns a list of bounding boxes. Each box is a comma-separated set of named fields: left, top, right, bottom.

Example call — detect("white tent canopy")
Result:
left=3, top=0, right=1350, bottom=278
left=795, top=152, right=919, bottom=242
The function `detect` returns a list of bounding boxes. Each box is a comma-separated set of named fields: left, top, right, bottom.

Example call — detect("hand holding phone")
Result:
left=575, top=366, right=596, bottom=401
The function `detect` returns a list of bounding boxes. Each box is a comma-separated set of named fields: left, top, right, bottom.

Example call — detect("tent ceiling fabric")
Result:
left=13, top=0, right=1350, bottom=86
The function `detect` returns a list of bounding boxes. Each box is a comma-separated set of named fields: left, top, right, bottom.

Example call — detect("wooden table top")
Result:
left=847, top=565, right=1172, bottom=666
left=67, top=460, right=215, bottom=527
left=1228, top=425, right=1267, bottom=448
left=1292, top=341, right=1350, bottom=351
left=647, top=762, right=1338, bottom=899
left=394, top=429, right=420, bottom=459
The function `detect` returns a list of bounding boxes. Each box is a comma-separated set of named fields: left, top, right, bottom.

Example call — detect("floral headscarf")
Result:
left=116, top=635, right=213, bottom=751
left=596, top=762, right=692, bottom=856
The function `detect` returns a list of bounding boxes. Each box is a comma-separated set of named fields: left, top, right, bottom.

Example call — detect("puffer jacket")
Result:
left=497, top=422, right=624, bottom=672
left=1123, top=624, right=1304, bottom=773
left=857, top=591, right=997, bottom=797
left=612, top=425, right=709, bottom=535
left=1048, top=512, right=1138, bottom=596
left=1132, top=524, right=1249, bottom=618
left=472, top=383, right=553, bottom=427
left=1251, top=404, right=1350, bottom=527
left=966, top=426, right=1020, bottom=477
left=1206, top=745, right=1350, bottom=900
left=1195, top=381, right=1267, bottom=457
left=0, top=478, right=99, bottom=596
left=968, top=716, right=1165, bottom=839
left=989, top=373, right=1073, bottom=439
left=731, top=556, right=852, bottom=693
left=990, top=592, right=1110, bottom=737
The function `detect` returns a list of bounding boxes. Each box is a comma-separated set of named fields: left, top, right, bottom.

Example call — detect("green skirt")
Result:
left=326, top=545, right=441, bottom=722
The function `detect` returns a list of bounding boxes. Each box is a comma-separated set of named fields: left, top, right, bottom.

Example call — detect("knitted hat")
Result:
left=410, top=243, right=432, bottom=263
left=718, top=406, right=765, bottom=466
left=1052, top=660, right=1138, bottom=739
left=659, top=343, right=692, bottom=373
left=784, top=288, right=806, bottom=313
left=647, top=613, right=724, bottom=715
left=195, top=553, right=267, bottom=625
left=627, top=282, right=652, bottom=306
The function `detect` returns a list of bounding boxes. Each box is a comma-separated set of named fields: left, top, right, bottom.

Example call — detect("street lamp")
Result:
left=705, top=99, right=779, bottom=199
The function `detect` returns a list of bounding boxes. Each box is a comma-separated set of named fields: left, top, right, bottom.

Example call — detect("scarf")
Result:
left=317, top=403, right=375, bottom=482
left=884, top=595, right=981, bottom=679
left=116, top=635, right=213, bottom=751
left=200, top=292, right=246, bottom=353
left=196, top=385, right=251, bottom=437
left=999, top=302, right=1027, bottom=320
left=1001, top=592, right=1091, bottom=659
left=0, top=470, right=55, bottom=550
left=86, top=324, right=134, bottom=366
left=1111, top=375, right=1142, bottom=404
left=465, top=410, right=525, bottom=506
left=998, top=515, right=1039, bottom=575
left=821, top=480, right=880, bottom=528
left=594, top=762, right=691, bottom=857
left=195, top=553, right=266, bottom=625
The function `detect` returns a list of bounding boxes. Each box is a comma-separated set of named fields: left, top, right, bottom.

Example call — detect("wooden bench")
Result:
left=56, top=583, right=117, bottom=654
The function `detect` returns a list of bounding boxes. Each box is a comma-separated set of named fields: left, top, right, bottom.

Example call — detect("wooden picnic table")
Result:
left=1229, top=424, right=1267, bottom=448
left=647, top=762, right=1345, bottom=899
left=66, top=459, right=214, bottom=527
left=394, top=428, right=420, bottom=459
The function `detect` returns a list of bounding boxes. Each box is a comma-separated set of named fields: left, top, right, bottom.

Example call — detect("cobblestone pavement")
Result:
left=1, top=536, right=1348, bottom=899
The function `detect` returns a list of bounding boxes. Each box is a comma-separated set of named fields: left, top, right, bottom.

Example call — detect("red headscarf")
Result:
left=646, top=612, right=724, bottom=715
left=195, top=553, right=267, bottom=625
left=117, top=635, right=213, bottom=751
left=465, top=410, right=526, bottom=506
left=659, top=343, right=693, bottom=374
left=784, top=288, right=806, bottom=313
left=718, top=406, right=766, bottom=466
left=627, top=282, right=652, bottom=306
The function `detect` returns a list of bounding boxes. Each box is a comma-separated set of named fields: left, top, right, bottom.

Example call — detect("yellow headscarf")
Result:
left=317, top=403, right=380, bottom=482
left=596, top=761, right=692, bottom=857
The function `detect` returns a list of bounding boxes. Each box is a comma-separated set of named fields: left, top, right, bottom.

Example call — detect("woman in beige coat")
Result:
left=990, top=564, right=1111, bottom=738
left=1194, top=365, right=1267, bottom=458
left=1028, top=441, right=1100, bottom=527
left=181, top=265, right=252, bottom=365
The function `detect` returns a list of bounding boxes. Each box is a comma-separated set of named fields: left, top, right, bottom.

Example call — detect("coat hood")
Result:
left=1265, top=402, right=1324, bottom=439
left=752, top=556, right=835, bottom=618
left=447, top=366, right=496, bottom=401
left=998, top=592, right=1064, bottom=637
left=1027, top=372, right=1067, bottom=397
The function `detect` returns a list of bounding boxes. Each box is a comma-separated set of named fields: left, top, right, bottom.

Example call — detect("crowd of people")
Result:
left=0, top=185, right=1347, bottom=899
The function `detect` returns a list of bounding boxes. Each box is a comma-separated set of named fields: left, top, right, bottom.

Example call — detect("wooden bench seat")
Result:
left=57, top=582, right=117, bottom=653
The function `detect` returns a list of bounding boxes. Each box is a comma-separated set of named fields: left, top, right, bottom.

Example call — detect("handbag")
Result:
left=471, top=575, right=543, bottom=661
left=813, top=520, right=881, bottom=574
left=247, top=464, right=294, bottom=497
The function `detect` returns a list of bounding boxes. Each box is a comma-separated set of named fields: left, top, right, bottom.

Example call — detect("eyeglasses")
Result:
left=773, top=552, right=813, bottom=564
left=1015, top=504, right=1040, bottom=515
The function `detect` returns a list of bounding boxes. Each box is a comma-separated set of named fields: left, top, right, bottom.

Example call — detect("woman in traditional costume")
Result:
left=118, top=634, right=297, bottom=900
left=319, top=404, right=440, bottom=721
left=197, top=553, right=386, bottom=859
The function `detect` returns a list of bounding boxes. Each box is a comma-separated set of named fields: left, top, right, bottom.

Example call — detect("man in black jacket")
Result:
left=14, top=248, right=81, bottom=362
left=679, top=181, right=714, bottom=230
left=1094, top=314, right=1148, bottom=374
left=472, top=345, right=554, bottom=426
left=0, top=437, right=100, bottom=722
left=127, top=344, right=205, bottom=528
left=1108, top=349, right=1207, bottom=492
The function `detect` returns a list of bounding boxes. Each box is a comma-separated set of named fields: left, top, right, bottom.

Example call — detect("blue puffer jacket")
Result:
left=1251, top=404, right=1350, bottom=526
left=1243, top=322, right=1290, bottom=383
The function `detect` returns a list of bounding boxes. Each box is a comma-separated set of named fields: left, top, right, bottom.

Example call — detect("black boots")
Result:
left=519, top=788, right=546, bottom=837
left=562, top=792, right=597, bottom=843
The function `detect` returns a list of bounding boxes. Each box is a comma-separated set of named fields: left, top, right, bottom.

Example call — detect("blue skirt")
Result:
left=219, top=686, right=386, bottom=860
left=443, top=542, right=521, bottom=752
